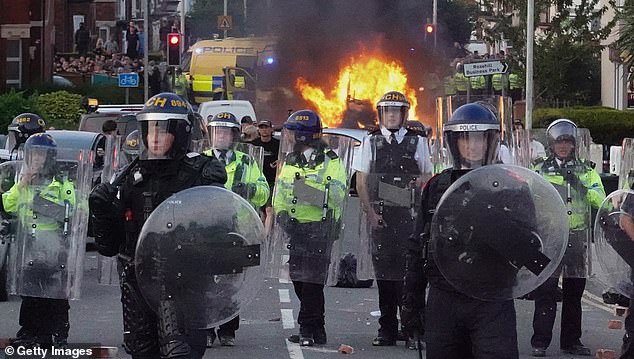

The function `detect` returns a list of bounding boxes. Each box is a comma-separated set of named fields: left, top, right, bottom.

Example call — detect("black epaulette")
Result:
left=182, top=152, right=204, bottom=171
left=582, top=159, right=596, bottom=169
left=285, top=152, right=299, bottom=166
left=325, top=149, right=339, bottom=160
left=532, top=157, right=546, bottom=167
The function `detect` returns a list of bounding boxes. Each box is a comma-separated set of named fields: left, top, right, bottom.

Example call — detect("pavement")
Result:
left=0, top=250, right=626, bottom=359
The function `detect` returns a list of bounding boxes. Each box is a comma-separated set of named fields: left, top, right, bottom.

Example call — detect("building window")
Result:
left=6, top=39, right=22, bottom=89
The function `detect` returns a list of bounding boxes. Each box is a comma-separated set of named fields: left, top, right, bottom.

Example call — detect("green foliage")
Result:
left=33, top=91, right=85, bottom=130
left=614, top=2, right=634, bottom=87
left=438, top=0, right=480, bottom=45
left=187, top=0, right=247, bottom=40
left=481, top=0, right=616, bottom=105
left=534, top=107, right=634, bottom=145
left=0, top=89, right=37, bottom=134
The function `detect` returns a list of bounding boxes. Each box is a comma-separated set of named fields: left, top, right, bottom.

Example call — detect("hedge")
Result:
left=533, top=107, right=634, bottom=145
left=0, top=90, right=85, bottom=133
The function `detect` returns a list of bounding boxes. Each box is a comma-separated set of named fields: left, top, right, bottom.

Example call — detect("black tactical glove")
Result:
left=561, top=170, right=588, bottom=196
left=232, top=183, right=257, bottom=200
left=89, top=183, right=118, bottom=216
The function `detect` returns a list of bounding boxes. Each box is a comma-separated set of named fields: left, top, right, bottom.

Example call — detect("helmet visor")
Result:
left=378, top=106, right=408, bottom=130
left=445, top=130, right=500, bottom=169
left=138, top=112, right=191, bottom=161
left=209, top=126, right=240, bottom=150
left=25, top=146, right=55, bottom=173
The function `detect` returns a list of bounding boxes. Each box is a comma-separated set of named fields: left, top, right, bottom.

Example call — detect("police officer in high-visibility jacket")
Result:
left=201, top=111, right=269, bottom=347
left=530, top=119, right=605, bottom=357
left=271, top=110, right=350, bottom=347
left=204, top=112, right=269, bottom=209
left=4, top=133, right=75, bottom=346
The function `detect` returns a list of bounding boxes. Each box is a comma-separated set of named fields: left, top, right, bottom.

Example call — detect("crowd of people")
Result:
left=54, top=53, right=144, bottom=76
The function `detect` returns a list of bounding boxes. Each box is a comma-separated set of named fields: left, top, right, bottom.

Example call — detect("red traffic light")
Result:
left=168, top=33, right=180, bottom=45
left=425, top=24, right=435, bottom=33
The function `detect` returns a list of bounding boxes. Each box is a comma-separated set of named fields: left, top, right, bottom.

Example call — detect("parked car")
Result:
left=78, top=102, right=143, bottom=137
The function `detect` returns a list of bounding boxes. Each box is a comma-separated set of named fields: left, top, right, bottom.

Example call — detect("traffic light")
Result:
left=424, top=23, right=435, bottom=40
left=167, top=33, right=181, bottom=66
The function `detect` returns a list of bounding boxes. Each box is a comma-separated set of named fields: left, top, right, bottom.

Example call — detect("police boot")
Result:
left=561, top=343, right=591, bottom=356
left=10, top=328, right=38, bottom=348
left=313, top=326, right=327, bottom=345
left=299, top=326, right=314, bottom=347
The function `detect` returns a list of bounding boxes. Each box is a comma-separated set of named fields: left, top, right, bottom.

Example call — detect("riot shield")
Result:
left=594, top=190, right=634, bottom=297
left=0, top=161, right=22, bottom=287
left=267, top=132, right=354, bottom=285
left=96, top=135, right=123, bottom=286
left=532, top=128, right=593, bottom=277
left=135, top=186, right=264, bottom=329
left=355, top=134, right=431, bottom=281
left=431, top=164, right=569, bottom=300
left=7, top=149, right=93, bottom=299
left=435, top=95, right=521, bottom=166
left=225, top=143, right=266, bottom=208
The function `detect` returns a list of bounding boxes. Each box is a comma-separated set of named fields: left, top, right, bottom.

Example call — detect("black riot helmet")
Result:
left=376, top=91, right=410, bottom=131
left=24, top=132, right=57, bottom=177
left=208, top=112, right=241, bottom=150
left=444, top=103, right=500, bottom=169
left=136, top=93, right=193, bottom=161
left=546, top=118, right=577, bottom=161
left=8, top=113, right=46, bottom=151
left=122, top=129, right=139, bottom=163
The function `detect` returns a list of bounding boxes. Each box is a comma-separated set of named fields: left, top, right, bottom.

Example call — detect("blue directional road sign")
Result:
left=118, top=73, right=139, bottom=88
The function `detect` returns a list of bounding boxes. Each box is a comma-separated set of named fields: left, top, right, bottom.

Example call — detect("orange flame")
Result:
left=296, top=50, right=419, bottom=128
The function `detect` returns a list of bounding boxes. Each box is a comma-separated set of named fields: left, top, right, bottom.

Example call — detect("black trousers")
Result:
left=292, top=281, right=325, bottom=332
left=531, top=276, right=586, bottom=349
left=621, top=297, right=634, bottom=359
left=376, top=279, right=403, bottom=338
left=216, top=316, right=240, bottom=337
left=425, top=286, right=518, bottom=359
left=19, top=296, right=70, bottom=339
left=119, top=260, right=206, bottom=359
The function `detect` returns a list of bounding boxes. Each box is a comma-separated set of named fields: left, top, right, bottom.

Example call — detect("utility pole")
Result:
left=525, top=0, right=534, bottom=129
left=143, top=0, right=149, bottom=101
left=432, top=0, right=437, bottom=48
left=180, top=0, right=186, bottom=51
left=224, top=0, right=228, bottom=38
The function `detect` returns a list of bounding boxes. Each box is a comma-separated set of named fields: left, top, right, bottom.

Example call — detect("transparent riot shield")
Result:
left=431, top=164, right=569, bottom=300
left=101, top=135, right=123, bottom=184
left=7, top=149, right=93, bottom=299
left=97, top=135, right=123, bottom=286
left=594, top=190, right=634, bottom=298
left=435, top=95, right=519, bottom=166
left=135, top=186, right=264, bottom=329
left=619, top=138, right=634, bottom=190
left=267, top=132, right=354, bottom=285
left=0, top=161, right=22, bottom=287
left=355, top=134, right=431, bottom=281
left=532, top=127, right=593, bottom=277
left=225, top=143, right=267, bottom=208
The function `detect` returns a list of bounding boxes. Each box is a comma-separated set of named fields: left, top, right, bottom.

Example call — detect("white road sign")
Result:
left=463, top=61, right=509, bottom=77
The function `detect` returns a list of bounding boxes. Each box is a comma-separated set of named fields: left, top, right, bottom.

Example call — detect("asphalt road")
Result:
left=0, top=251, right=626, bottom=359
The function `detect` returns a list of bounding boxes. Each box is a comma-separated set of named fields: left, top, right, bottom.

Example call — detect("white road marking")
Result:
left=285, top=339, right=305, bottom=359
left=279, top=289, right=291, bottom=303
left=281, top=308, right=295, bottom=329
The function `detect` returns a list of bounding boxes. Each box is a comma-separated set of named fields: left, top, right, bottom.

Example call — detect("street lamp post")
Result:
left=525, top=0, right=534, bottom=129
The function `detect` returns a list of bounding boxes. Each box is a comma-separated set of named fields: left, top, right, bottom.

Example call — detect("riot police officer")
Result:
left=205, top=112, right=269, bottom=209
left=272, top=110, right=350, bottom=346
left=202, top=111, right=269, bottom=346
left=3, top=133, right=73, bottom=346
left=6, top=113, right=46, bottom=161
left=530, top=119, right=605, bottom=356
left=356, top=91, right=432, bottom=347
left=89, top=93, right=227, bottom=359
left=402, top=103, right=520, bottom=358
